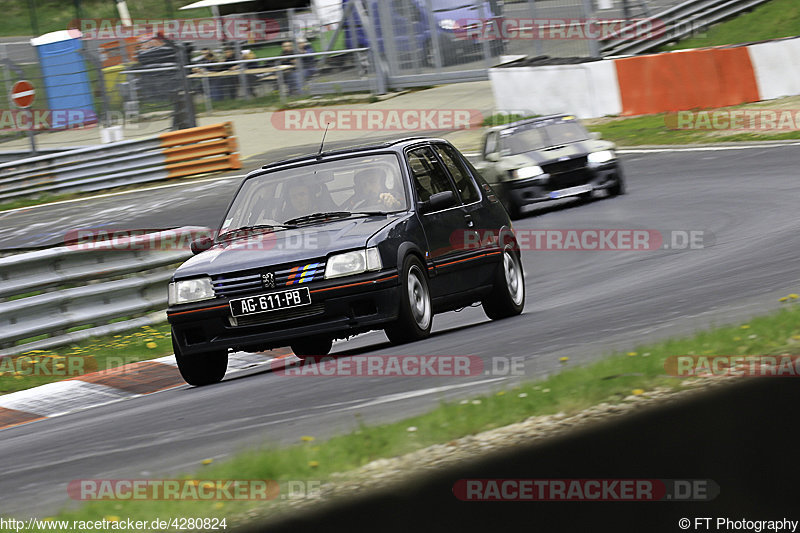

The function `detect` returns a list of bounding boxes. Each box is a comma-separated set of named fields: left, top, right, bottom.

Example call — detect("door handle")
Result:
left=464, top=214, right=474, bottom=227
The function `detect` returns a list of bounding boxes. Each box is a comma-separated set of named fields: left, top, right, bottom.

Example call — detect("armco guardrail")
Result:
left=0, top=122, right=241, bottom=202
left=0, top=227, right=205, bottom=357
left=600, top=0, right=772, bottom=57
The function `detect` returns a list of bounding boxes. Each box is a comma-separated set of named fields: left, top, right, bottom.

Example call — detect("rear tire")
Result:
left=385, top=255, right=433, bottom=344
left=483, top=247, right=525, bottom=320
left=172, top=333, right=228, bottom=386
left=290, top=336, right=333, bottom=358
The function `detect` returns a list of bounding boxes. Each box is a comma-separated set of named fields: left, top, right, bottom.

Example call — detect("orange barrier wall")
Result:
left=615, top=47, right=760, bottom=116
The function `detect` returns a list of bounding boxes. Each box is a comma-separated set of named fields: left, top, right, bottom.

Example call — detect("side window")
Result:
left=433, top=144, right=480, bottom=204
left=483, top=132, right=497, bottom=157
left=407, top=146, right=458, bottom=204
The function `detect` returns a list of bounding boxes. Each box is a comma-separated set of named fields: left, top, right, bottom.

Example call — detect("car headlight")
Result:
left=325, top=247, right=382, bottom=279
left=588, top=150, right=615, bottom=165
left=438, top=18, right=458, bottom=30
left=168, top=277, right=215, bottom=305
left=512, top=166, right=545, bottom=180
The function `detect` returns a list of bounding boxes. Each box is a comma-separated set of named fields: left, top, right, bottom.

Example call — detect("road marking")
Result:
left=0, top=173, right=248, bottom=215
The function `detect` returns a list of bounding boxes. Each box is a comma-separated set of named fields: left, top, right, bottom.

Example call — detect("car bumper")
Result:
left=168, top=270, right=400, bottom=355
left=504, top=162, right=622, bottom=206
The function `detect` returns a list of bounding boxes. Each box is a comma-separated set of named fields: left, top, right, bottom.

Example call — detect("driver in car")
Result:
left=342, top=168, right=403, bottom=211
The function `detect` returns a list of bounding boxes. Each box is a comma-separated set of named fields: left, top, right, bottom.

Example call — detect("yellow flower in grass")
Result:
left=559, top=356, right=569, bottom=363
left=300, top=435, right=315, bottom=442
left=632, top=389, right=645, bottom=395
left=790, top=294, right=799, bottom=300
left=627, top=352, right=638, bottom=357
left=496, top=390, right=506, bottom=396
left=145, top=342, right=158, bottom=349
left=214, top=502, right=224, bottom=510
left=201, top=458, right=214, bottom=465
left=740, top=325, right=750, bottom=330
left=308, top=461, right=319, bottom=468
left=779, top=296, right=788, bottom=302
left=105, top=516, right=120, bottom=523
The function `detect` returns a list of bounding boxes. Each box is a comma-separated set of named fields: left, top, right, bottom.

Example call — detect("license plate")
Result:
left=229, top=287, right=311, bottom=317
left=549, top=184, right=592, bottom=199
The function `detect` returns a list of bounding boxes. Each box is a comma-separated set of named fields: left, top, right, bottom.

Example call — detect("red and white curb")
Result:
left=0, top=350, right=298, bottom=431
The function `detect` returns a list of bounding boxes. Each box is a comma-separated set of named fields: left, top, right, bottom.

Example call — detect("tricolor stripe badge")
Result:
left=286, top=262, right=323, bottom=285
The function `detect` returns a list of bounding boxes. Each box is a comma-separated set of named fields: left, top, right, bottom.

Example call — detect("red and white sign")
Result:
left=11, top=80, right=35, bottom=108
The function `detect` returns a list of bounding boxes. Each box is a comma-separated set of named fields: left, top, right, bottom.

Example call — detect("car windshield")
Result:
left=500, top=121, right=590, bottom=155
left=219, top=154, right=408, bottom=237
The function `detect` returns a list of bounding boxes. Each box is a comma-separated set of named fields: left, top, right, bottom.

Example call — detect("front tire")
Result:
left=483, top=247, right=525, bottom=320
left=608, top=172, right=626, bottom=196
left=291, top=336, right=333, bottom=358
left=385, top=255, right=433, bottom=344
left=172, top=333, right=228, bottom=386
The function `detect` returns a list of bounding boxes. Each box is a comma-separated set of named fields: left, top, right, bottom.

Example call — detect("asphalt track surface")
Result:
left=2, top=142, right=800, bottom=518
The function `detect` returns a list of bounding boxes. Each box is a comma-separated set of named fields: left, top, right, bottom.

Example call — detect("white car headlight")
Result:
left=438, top=18, right=458, bottom=30
left=512, top=165, right=545, bottom=180
left=168, top=277, right=215, bottom=305
left=588, top=150, right=615, bottom=165
left=325, top=247, right=382, bottom=279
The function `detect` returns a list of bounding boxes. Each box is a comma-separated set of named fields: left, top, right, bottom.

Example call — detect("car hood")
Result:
left=174, top=214, right=402, bottom=279
left=498, top=139, right=614, bottom=168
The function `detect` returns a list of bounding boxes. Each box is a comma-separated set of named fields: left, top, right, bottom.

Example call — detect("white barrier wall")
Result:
left=488, top=60, right=623, bottom=119
left=747, top=37, right=800, bottom=101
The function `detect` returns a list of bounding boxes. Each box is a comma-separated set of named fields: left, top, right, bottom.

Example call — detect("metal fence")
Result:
left=0, top=227, right=201, bottom=357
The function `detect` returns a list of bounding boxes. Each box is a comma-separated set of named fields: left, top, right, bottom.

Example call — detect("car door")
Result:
left=431, top=142, right=498, bottom=289
left=406, top=145, right=473, bottom=298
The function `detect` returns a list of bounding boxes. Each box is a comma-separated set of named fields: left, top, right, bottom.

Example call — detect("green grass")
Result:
left=0, top=0, right=212, bottom=37
left=0, top=322, right=173, bottom=395
left=587, top=110, right=800, bottom=146
left=20, top=296, right=800, bottom=529
left=662, top=0, right=800, bottom=51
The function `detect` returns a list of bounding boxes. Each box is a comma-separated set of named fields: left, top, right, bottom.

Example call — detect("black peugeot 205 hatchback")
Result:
left=167, top=137, right=525, bottom=385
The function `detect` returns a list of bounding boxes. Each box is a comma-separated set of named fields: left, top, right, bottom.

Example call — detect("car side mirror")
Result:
left=190, top=236, right=214, bottom=255
left=420, top=191, right=458, bottom=214
left=590, top=132, right=602, bottom=140
left=485, top=152, right=501, bottom=162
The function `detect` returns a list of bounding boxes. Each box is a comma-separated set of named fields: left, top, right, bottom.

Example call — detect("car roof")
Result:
left=257, top=137, right=449, bottom=174
left=485, top=114, right=579, bottom=133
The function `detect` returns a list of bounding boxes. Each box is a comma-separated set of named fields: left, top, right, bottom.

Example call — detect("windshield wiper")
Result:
left=283, top=211, right=395, bottom=226
left=217, top=224, right=296, bottom=241
left=283, top=211, right=355, bottom=225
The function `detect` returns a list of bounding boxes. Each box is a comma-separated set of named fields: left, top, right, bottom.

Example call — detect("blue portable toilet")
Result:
left=30, top=30, right=96, bottom=129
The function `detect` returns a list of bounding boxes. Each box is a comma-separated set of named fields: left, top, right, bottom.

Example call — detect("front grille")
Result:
left=542, top=156, right=588, bottom=176
left=212, top=260, right=326, bottom=298
left=230, top=302, right=326, bottom=327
